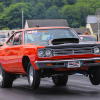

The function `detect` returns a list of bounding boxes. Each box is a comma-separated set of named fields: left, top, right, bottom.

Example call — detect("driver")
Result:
left=33, top=32, right=41, bottom=42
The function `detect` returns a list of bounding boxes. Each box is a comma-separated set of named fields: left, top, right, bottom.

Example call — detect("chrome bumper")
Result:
left=35, top=57, right=100, bottom=69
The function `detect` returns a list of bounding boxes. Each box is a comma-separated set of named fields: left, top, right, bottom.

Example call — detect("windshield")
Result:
left=24, top=28, right=81, bottom=45
left=81, top=36, right=97, bottom=42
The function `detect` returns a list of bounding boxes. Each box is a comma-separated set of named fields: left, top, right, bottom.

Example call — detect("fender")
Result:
left=19, top=45, right=45, bottom=71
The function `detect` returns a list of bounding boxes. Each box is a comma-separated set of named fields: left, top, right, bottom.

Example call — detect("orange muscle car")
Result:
left=0, top=27, right=100, bottom=89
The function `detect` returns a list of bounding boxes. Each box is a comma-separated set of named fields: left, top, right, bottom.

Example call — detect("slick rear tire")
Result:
left=89, top=66, right=100, bottom=85
left=28, top=62, right=41, bottom=89
left=52, top=75, right=68, bottom=86
left=0, top=65, right=13, bottom=88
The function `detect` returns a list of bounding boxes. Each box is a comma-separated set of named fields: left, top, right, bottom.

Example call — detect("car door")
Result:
left=6, top=31, right=23, bottom=72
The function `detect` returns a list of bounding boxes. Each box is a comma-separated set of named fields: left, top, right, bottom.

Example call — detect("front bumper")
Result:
left=35, top=57, right=100, bottom=69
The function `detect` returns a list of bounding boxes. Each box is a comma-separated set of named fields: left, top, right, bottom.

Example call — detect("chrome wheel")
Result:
left=0, top=66, right=13, bottom=88
left=29, top=65, right=33, bottom=85
left=0, top=67, right=3, bottom=84
left=28, top=62, right=41, bottom=89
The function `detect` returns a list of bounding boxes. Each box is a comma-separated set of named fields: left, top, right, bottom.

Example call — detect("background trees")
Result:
left=45, top=5, right=61, bottom=19
left=34, top=3, right=46, bottom=19
left=0, top=0, right=99, bottom=29
left=0, top=3, right=4, bottom=13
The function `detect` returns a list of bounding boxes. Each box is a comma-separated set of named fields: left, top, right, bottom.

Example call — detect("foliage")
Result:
left=0, top=0, right=100, bottom=29
left=0, top=3, right=36, bottom=29
left=34, top=3, right=46, bottom=19
left=17, top=27, right=20, bottom=29
left=2, top=27, right=10, bottom=30
left=67, top=0, right=77, bottom=5
left=45, top=5, right=61, bottom=19
left=61, top=2, right=93, bottom=27
left=74, top=2, right=93, bottom=27
left=80, top=26, right=85, bottom=28
left=62, top=5, right=79, bottom=27
left=0, top=3, right=4, bottom=13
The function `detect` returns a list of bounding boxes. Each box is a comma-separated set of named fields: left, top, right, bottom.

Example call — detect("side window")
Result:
left=7, top=35, right=14, bottom=45
left=7, top=32, right=22, bottom=45
left=13, top=32, right=22, bottom=45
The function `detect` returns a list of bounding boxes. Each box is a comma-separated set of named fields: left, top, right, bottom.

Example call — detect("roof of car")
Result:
left=15, top=27, right=71, bottom=32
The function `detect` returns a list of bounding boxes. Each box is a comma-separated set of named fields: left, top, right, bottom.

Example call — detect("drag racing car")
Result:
left=0, top=26, right=100, bottom=89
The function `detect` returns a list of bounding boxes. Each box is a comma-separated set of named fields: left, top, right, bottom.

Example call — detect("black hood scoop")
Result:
left=51, top=38, right=79, bottom=45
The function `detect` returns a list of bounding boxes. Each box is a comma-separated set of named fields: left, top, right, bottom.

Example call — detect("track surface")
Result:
left=0, top=75, right=100, bottom=100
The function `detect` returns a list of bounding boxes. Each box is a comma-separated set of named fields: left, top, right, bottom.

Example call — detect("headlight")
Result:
left=94, top=47, right=100, bottom=54
left=45, top=50, right=52, bottom=57
left=38, top=50, right=44, bottom=57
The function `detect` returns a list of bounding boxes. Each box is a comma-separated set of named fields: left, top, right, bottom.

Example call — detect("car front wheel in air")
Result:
left=28, top=62, right=41, bottom=89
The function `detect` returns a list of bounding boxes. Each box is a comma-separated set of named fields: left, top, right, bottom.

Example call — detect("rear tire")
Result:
left=52, top=75, right=68, bottom=86
left=28, top=62, right=41, bottom=89
left=0, top=65, right=13, bottom=88
left=89, top=66, right=100, bottom=85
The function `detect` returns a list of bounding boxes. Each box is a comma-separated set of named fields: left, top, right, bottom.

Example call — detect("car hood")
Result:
left=47, top=38, right=98, bottom=46
left=30, top=38, right=99, bottom=47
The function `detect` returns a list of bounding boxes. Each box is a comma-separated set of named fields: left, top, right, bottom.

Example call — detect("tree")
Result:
left=61, top=2, right=93, bottom=28
left=0, top=0, right=12, bottom=7
left=90, top=1, right=100, bottom=14
left=45, top=5, right=61, bottom=19
left=75, top=2, right=93, bottom=27
left=67, top=0, right=77, bottom=5
left=34, top=3, right=46, bottom=19
left=34, top=0, right=68, bottom=8
left=0, top=0, right=99, bottom=29
left=0, top=3, right=4, bottom=13
left=62, top=5, right=80, bottom=27
left=0, top=3, right=36, bottom=29
left=2, top=27, right=10, bottom=30
left=50, top=0, right=68, bottom=8
left=23, top=3, right=36, bottom=21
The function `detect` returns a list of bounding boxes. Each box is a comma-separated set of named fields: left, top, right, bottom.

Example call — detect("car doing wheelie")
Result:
left=0, top=27, right=100, bottom=89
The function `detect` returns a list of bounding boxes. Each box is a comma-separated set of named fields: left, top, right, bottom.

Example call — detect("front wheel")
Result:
left=0, top=65, right=13, bottom=88
left=89, top=66, right=100, bottom=85
left=28, top=62, right=41, bottom=89
left=52, top=75, right=68, bottom=86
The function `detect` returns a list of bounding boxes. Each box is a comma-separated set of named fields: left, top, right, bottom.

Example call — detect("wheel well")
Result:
left=22, top=56, right=30, bottom=73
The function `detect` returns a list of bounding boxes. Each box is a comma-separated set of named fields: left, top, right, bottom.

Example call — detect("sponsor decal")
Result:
left=27, top=31, right=37, bottom=34
left=27, top=31, right=47, bottom=34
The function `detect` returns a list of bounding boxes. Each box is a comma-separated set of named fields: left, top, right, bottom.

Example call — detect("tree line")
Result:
left=0, top=0, right=99, bottom=30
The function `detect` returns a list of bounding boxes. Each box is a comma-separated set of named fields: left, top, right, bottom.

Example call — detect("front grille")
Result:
left=53, top=47, right=93, bottom=56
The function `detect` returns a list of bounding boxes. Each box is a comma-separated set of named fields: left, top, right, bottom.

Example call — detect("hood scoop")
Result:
left=51, top=38, right=79, bottom=45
